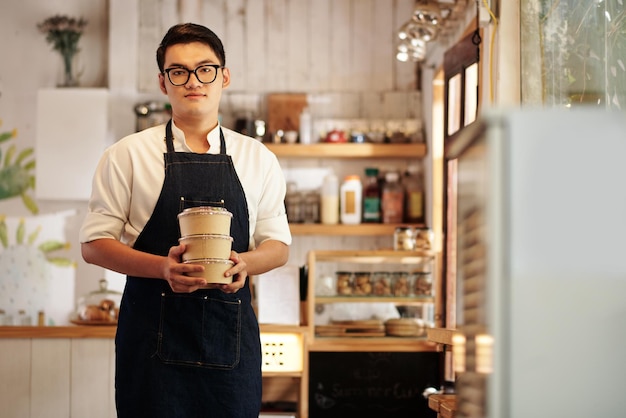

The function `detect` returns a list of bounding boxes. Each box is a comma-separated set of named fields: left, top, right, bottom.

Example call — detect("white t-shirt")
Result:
left=80, top=122, right=292, bottom=250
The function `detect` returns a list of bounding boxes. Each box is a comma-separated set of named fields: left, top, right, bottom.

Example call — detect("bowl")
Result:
left=178, top=206, right=232, bottom=236
left=184, top=258, right=234, bottom=285
left=284, top=130, right=298, bottom=144
left=179, top=234, right=233, bottom=261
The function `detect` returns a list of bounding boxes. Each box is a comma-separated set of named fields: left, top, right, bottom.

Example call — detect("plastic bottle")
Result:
left=403, top=164, right=425, bottom=224
left=340, top=175, right=363, bottom=224
left=320, top=172, right=339, bottom=225
left=299, top=107, right=312, bottom=144
left=362, top=167, right=381, bottom=223
left=381, top=171, right=404, bottom=223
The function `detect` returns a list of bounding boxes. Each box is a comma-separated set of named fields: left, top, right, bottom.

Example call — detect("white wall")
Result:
left=0, top=0, right=424, bottom=312
left=0, top=0, right=109, bottom=321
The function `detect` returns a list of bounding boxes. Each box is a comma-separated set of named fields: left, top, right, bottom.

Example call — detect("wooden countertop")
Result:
left=0, top=324, right=307, bottom=339
left=0, top=325, right=117, bottom=338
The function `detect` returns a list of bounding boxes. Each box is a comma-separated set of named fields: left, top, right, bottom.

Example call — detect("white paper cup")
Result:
left=179, top=234, right=233, bottom=261
left=178, top=206, right=232, bottom=236
left=184, top=258, right=235, bottom=285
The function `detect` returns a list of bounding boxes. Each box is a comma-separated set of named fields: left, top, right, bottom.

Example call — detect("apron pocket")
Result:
left=157, top=292, right=241, bottom=369
left=179, top=196, right=225, bottom=212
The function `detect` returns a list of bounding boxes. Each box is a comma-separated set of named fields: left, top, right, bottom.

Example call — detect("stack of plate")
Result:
left=384, top=318, right=426, bottom=337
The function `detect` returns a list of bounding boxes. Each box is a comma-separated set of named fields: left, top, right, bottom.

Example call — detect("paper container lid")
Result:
left=177, top=206, right=233, bottom=219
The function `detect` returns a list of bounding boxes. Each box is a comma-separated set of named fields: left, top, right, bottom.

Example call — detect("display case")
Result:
left=306, top=250, right=441, bottom=352
left=445, top=109, right=626, bottom=418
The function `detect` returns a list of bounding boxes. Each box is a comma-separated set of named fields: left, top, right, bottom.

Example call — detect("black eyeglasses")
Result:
left=163, top=64, right=223, bottom=86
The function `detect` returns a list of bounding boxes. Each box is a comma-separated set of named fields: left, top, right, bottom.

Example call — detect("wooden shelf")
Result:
left=265, top=142, right=426, bottom=158
left=309, top=249, right=436, bottom=263
left=316, top=296, right=434, bottom=304
left=309, top=337, right=437, bottom=352
left=289, top=222, right=426, bottom=236
left=259, top=324, right=307, bottom=334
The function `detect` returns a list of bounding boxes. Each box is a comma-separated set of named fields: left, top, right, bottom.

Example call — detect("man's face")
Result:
left=158, top=42, right=230, bottom=121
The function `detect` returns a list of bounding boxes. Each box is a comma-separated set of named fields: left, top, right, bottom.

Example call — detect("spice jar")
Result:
left=316, top=274, right=336, bottom=296
left=353, top=272, right=372, bottom=296
left=302, top=190, right=320, bottom=223
left=371, top=272, right=392, bottom=296
left=285, top=182, right=303, bottom=223
left=413, top=271, right=433, bottom=296
left=391, top=271, right=413, bottom=297
left=394, top=226, right=415, bottom=251
left=335, top=271, right=353, bottom=295
left=414, top=228, right=434, bottom=250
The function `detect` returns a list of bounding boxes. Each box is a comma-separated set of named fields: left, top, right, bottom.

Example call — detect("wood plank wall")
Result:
left=135, top=0, right=422, bottom=125
left=107, top=0, right=426, bottom=268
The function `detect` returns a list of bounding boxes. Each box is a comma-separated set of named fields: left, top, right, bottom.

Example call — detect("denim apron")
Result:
left=115, top=121, right=261, bottom=417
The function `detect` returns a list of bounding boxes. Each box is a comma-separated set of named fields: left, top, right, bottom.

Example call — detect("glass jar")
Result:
left=414, top=228, right=434, bottom=250
left=394, top=226, right=415, bottom=251
left=285, top=182, right=303, bottom=223
left=371, top=272, right=392, bottom=296
left=302, top=190, right=320, bottom=223
left=335, top=271, right=353, bottom=296
left=413, top=271, right=433, bottom=296
left=316, top=274, right=336, bottom=296
left=17, top=310, right=32, bottom=326
left=74, top=279, right=122, bottom=323
left=391, top=271, right=413, bottom=297
left=353, top=272, right=372, bottom=296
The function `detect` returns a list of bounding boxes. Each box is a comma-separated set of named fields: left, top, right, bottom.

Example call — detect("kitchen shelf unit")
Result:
left=267, top=142, right=428, bottom=236
left=265, top=142, right=427, bottom=159
left=289, top=222, right=425, bottom=236
left=306, top=250, right=440, bottom=353
left=265, top=142, right=432, bottom=416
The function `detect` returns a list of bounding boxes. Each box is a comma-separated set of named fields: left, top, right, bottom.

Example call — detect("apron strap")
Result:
left=165, top=120, right=175, bottom=153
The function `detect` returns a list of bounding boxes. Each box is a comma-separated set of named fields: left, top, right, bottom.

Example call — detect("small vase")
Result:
left=58, top=52, right=81, bottom=88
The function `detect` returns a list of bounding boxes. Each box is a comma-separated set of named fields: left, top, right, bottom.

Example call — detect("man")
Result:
left=80, top=23, right=291, bottom=417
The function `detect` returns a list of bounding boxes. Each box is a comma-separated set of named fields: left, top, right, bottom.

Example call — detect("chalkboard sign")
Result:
left=309, top=351, right=440, bottom=418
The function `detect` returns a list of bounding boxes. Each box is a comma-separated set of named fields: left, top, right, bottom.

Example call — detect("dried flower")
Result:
left=37, top=15, right=88, bottom=86
left=37, top=15, right=88, bottom=57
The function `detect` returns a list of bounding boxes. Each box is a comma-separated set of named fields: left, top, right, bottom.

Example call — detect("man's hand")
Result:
left=164, top=246, right=248, bottom=293
left=163, top=244, right=207, bottom=293
left=213, top=250, right=248, bottom=294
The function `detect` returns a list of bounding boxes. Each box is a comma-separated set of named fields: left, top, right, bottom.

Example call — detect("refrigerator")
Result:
left=443, top=108, right=626, bottom=418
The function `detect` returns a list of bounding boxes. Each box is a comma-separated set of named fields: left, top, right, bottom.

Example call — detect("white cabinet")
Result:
left=35, top=88, right=108, bottom=200
left=0, top=335, right=115, bottom=418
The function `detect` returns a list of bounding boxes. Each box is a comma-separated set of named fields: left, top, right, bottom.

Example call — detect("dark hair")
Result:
left=156, top=23, right=226, bottom=72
